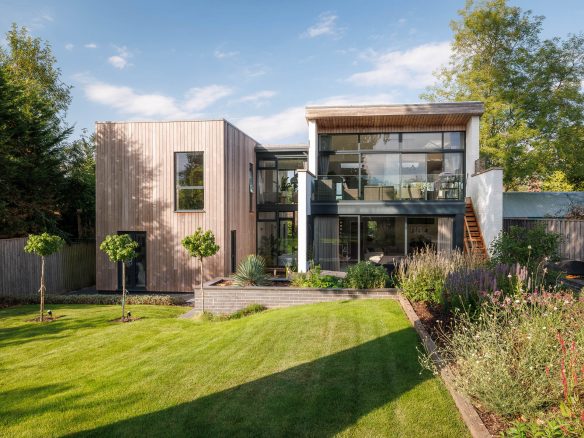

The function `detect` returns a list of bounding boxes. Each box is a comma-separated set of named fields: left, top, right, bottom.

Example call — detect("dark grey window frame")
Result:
left=174, top=151, right=204, bottom=212
left=317, top=131, right=466, bottom=201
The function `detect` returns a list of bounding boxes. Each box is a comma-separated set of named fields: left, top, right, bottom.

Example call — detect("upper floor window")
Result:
left=175, top=152, right=204, bottom=211
left=319, top=132, right=465, bottom=152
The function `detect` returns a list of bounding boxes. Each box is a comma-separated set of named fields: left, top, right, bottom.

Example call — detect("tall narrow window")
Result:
left=249, top=163, right=254, bottom=212
left=175, top=152, right=204, bottom=211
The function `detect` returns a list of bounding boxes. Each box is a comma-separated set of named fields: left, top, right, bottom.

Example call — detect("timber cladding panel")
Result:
left=96, top=120, right=257, bottom=293
left=0, top=238, right=95, bottom=296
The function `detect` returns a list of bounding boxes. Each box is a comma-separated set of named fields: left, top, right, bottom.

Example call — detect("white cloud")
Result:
left=65, top=43, right=74, bottom=51
left=184, top=85, right=233, bottom=112
left=302, top=12, right=341, bottom=38
left=236, top=93, right=397, bottom=143
left=242, top=64, right=269, bottom=78
left=239, top=90, right=277, bottom=104
left=85, top=43, right=98, bottom=49
left=237, top=106, right=306, bottom=143
left=347, top=41, right=451, bottom=88
left=75, top=75, right=232, bottom=119
left=108, top=46, right=132, bottom=69
left=214, top=49, right=239, bottom=59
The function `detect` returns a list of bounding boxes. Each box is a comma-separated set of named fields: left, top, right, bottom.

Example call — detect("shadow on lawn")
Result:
left=0, top=307, right=112, bottom=348
left=70, top=327, right=430, bottom=437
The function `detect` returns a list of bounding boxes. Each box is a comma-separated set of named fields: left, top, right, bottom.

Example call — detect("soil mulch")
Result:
left=25, top=315, right=65, bottom=323
left=110, top=316, right=143, bottom=323
left=214, top=280, right=291, bottom=287
left=410, top=300, right=510, bottom=435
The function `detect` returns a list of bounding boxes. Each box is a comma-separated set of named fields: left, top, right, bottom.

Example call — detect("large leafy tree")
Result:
left=423, top=0, right=584, bottom=190
left=0, top=24, right=75, bottom=237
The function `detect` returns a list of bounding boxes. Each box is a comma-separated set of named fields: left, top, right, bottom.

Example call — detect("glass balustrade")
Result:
left=313, top=173, right=464, bottom=202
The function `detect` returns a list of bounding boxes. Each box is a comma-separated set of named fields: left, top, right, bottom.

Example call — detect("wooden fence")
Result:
left=503, top=219, right=584, bottom=261
left=0, top=238, right=96, bottom=296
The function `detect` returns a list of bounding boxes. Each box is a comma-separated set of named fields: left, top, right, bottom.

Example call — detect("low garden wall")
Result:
left=197, top=279, right=398, bottom=313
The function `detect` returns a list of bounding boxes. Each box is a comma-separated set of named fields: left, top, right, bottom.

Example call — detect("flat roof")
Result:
left=503, top=192, right=584, bottom=218
left=305, top=102, right=484, bottom=129
left=256, top=144, right=309, bottom=153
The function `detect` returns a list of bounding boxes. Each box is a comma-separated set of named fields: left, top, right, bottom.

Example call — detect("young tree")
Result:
left=423, top=0, right=584, bottom=189
left=99, top=234, right=138, bottom=320
left=23, top=233, right=65, bottom=322
left=181, top=228, right=220, bottom=310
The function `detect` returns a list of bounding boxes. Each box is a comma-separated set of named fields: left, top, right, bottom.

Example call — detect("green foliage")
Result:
left=0, top=294, right=186, bottom=307
left=23, top=232, right=65, bottom=257
left=423, top=0, right=584, bottom=189
left=201, top=304, right=268, bottom=321
left=99, top=234, right=139, bottom=263
left=422, top=295, right=584, bottom=418
left=58, top=131, right=96, bottom=238
left=291, top=265, right=344, bottom=288
left=490, top=225, right=561, bottom=270
left=344, top=262, right=389, bottom=289
left=542, top=170, right=575, bottom=192
left=398, top=249, right=484, bottom=303
left=181, top=228, right=220, bottom=261
left=232, top=255, right=270, bottom=287
left=0, top=24, right=76, bottom=238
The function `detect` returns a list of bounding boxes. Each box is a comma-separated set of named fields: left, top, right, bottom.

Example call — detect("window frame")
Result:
left=174, top=151, right=205, bottom=212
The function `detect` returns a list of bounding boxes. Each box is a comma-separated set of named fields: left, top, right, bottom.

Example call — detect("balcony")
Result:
left=313, top=173, right=464, bottom=202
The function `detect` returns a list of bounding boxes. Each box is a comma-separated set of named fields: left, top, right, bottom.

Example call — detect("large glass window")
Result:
left=313, top=215, right=453, bottom=270
left=257, top=156, right=305, bottom=206
left=175, top=152, right=204, bottom=211
left=319, top=134, right=358, bottom=152
left=360, top=133, right=399, bottom=151
left=402, top=133, right=442, bottom=150
left=316, top=132, right=465, bottom=202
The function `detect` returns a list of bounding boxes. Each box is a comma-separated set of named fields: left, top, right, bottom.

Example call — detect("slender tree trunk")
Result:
left=39, top=256, right=45, bottom=322
left=200, top=257, right=205, bottom=312
left=122, top=262, right=126, bottom=320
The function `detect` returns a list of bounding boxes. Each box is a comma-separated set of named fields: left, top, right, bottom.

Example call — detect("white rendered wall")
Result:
left=297, top=170, right=313, bottom=272
left=465, top=116, right=480, bottom=194
left=307, top=121, right=317, bottom=174
left=467, top=168, right=504, bottom=252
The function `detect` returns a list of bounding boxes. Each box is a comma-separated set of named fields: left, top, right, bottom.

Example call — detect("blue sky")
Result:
left=1, top=0, right=583, bottom=143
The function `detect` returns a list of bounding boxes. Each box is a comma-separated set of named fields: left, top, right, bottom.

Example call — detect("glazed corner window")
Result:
left=175, top=152, right=204, bottom=211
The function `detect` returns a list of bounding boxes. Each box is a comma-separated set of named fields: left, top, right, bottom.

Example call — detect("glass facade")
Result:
left=256, top=152, right=307, bottom=267
left=315, top=132, right=465, bottom=201
left=312, top=215, right=454, bottom=271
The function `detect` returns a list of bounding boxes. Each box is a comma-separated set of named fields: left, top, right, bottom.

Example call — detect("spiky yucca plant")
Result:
left=233, top=255, right=270, bottom=287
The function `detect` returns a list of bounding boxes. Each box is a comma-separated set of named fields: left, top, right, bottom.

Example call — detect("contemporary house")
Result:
left=96, top=102, right=503, bottom=293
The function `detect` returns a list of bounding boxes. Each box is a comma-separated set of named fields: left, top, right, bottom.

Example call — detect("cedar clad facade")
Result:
left=95, top=120, right=257, bottom=293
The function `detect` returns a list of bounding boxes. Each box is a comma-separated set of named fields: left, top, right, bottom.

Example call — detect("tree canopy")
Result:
left=423, top=0, right=584, bottom=190
left=0, top=24, right=94, bottom=239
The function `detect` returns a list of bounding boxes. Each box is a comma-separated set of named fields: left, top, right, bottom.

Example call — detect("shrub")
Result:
left=397, top=248, right=484, bottom=304
left=423, top=293, right=584, bottom=417
left=200, top=304, right=267, bottom=321
left=0, top=294, right=187, bottom=306
left=344, top=261, right=389, bottom=289
left=490, top=225, right=562, bottom=271
left=291, top=265, right=343, bottom=288
left=232, top=255, right=270, bottom=287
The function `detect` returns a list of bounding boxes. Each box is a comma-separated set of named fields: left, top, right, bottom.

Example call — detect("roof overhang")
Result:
left=305, top=102, right=484, bottom=130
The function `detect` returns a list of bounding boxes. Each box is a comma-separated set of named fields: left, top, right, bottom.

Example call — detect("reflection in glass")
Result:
left=360, top=133, right=399, bottom=151
left=257, top=168, right=278, bottom=204
left=444, top=132, right=465, bottom=150
left=319, top=134, right=358, bottom=151
left=402, top=133, right=442, bottom=150
left=361, top=154, right=400, bottom=200
left=361, top=217, right=405, bottom=263
left=257, top=221, right=278, bottom=266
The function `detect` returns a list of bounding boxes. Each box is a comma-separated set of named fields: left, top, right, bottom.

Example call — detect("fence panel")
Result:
left=0, top=238, right=96, bottom=296
left=503, top=219, right=584, bottom=261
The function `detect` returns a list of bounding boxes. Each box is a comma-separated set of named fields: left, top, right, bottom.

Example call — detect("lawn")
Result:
left=0, top=300, right=468, bottom=437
